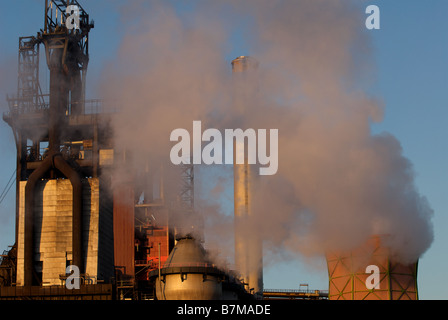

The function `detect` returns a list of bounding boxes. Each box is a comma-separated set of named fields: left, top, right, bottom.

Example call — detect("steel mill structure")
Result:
left=0, top=0, right=418, bottom=301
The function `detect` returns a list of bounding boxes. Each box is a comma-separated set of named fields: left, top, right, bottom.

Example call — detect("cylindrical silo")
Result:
left=326, top=235, right=418, bottom=300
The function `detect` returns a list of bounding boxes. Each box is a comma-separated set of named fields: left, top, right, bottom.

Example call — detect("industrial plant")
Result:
left=0, top=0, right=420, bottom=301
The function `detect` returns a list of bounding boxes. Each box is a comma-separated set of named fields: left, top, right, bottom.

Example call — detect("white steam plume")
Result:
left=99, top=0, right=433, bottom=267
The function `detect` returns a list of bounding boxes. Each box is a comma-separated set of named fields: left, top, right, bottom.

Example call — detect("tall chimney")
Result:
left=231, top=56, right=263, bottom=298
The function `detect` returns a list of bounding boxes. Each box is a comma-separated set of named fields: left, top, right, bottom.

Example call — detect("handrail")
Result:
left=162, top=262, right=219, bottom=269
left=4, top=97, right=120, bottom=117
left=263, top=288, right=329, bottom=294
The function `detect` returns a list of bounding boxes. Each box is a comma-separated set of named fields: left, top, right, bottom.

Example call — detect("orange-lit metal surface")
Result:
left=326, top=236, right=418, bottom=300
left=133, top=200, right=172, bottom=283
left=113, top=183, right=135, bottom=280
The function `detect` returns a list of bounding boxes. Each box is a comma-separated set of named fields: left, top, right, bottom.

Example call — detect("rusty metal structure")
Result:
left=4, top=0, right=98, bottom=287
left=1, top=1, right=117, bottom=298
left=326, top=235, right=419, bottom=300
left=0, top=0, right=169, bottom=300
left=0, top=246, right=16, bottom=287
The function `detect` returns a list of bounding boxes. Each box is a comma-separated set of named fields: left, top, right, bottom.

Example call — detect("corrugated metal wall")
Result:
left=113, top=184, right=135, bottom=280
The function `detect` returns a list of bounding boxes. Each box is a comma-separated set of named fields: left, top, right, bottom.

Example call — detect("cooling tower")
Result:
left=326, top=235, right=418, bottom=300
left=231, top=56, right=263, bottom=298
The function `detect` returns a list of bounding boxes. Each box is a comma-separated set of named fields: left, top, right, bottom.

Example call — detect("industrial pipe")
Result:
left=23, top=152, right=83, bottom=286
left=24, top=154, right=52, bottom=286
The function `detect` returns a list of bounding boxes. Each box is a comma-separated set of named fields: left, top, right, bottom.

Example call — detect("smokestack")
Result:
left=231, top=56, right=263, bottom=298
left=326, top=235, right=419, bottom=300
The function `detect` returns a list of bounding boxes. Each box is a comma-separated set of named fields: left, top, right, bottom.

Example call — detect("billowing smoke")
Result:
left=100, top=0, right=433, bottom=267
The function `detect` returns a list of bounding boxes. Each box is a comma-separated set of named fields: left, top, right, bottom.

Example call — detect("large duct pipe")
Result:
left=47, top=47, right=67, bottom=152
left=66, top=40, right=84, bottom=115
left=24, top=155, right=52, bottom=286
left=23, top=152, right=84, bottom=286
left=23, top=45, right=84, bottom=286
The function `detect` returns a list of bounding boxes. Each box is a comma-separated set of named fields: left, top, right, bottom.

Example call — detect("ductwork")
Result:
left=23, top=45, right=84, bottom=286
left=23, top=152, right=83, bottom=286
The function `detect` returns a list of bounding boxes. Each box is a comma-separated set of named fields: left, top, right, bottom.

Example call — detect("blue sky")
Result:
left=0, top=1, right=447, bottom=299
left=367, top=1, right=448, bottom=300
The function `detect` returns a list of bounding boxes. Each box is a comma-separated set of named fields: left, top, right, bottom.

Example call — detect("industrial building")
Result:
left=0, top=0, right=259, bottom=300
left=0, top=0, right=418, bottom=301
